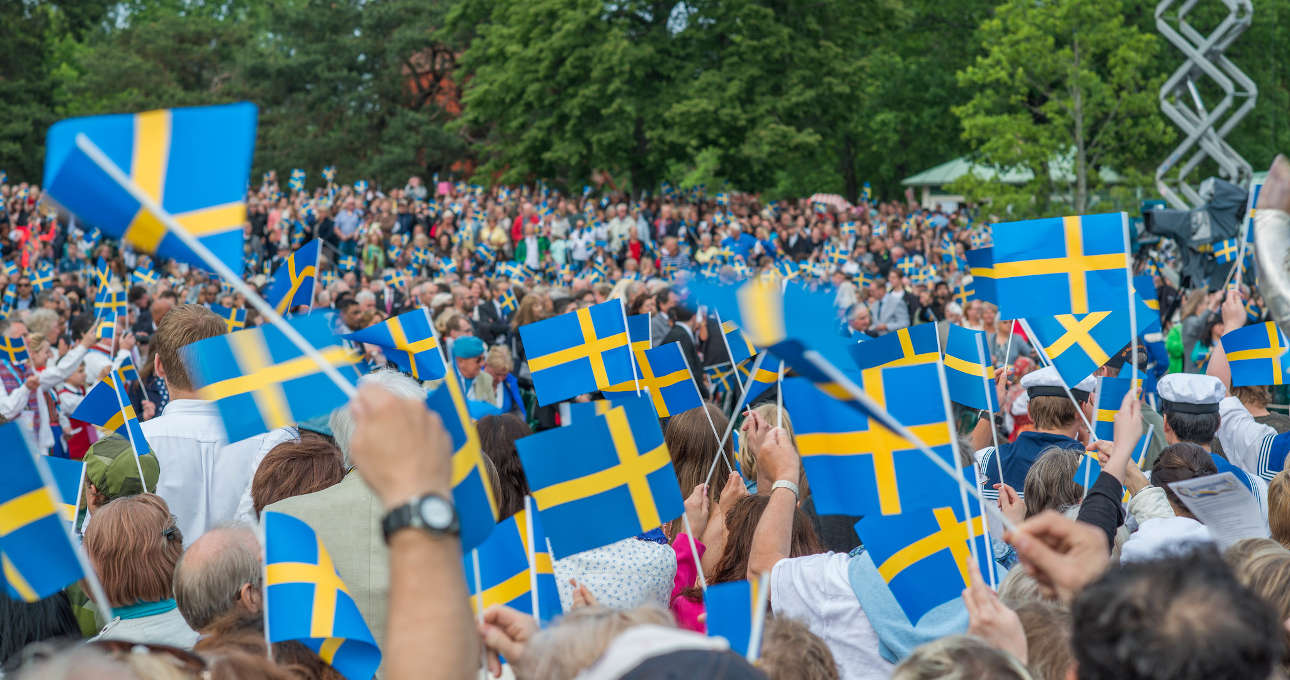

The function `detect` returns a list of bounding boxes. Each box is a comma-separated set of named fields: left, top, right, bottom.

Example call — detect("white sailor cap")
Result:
left=1157, top=374, right=1224, bottom=414
left=1010, top=391, right=1030, bottom=416
left=1021, top=365, right=1096, bottom=402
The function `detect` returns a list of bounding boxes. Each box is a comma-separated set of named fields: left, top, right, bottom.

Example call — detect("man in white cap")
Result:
left=1155, top=372, right=1267, bottom=512
left=976, top=365, right=1094, bottom=491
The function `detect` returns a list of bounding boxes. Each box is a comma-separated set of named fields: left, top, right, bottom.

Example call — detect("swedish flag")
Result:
left=182, top=314, right=363, bottom=442
left=345, top=310, right=446, bottom=381
left=1093, top=376, right=1140, bottom=441
left=425, top=375, right=499, bottom=550
left=782, top=366, right=959, bottom=517
left=318, top=270, right=337, bottom=288
left=463, top=507, right=562, bottom=623
left=732, top=355, right=781, bottom=412
left=96, top=310, right=117, bottom=341
left=382, top=269, right=408, bottom=290
left=705, top=578, right=763, bottom=658
left=45, top=457, right=83, bottom=526
left=1, top=336, right=28, bottom=366
left=991, top=212, right=1130, bottom=318
left=263, top=511, right=381, bottom=680
left=965, top=247, right=995, bottom=303
left=1221, top=321, right=1289, bottom=387
left=895, top=256, right=919, bottom=277
left=95, top=288, right=126, bottom=314
left=516, top=394, right=684, bottom=558
left=603, top=342, right=703, bottom=418
left=210, top=303, right=247, bottom=332
left=321, top=166, right=336, bottom=183
left=561, top=399, right=614, bottom=426
left=113, top=354, right=141, bottom=385
left=70, top=374, right=152, bottom=456
left=498, top=289, right=518, bottom=317
left=705, top=362, right=737, bottom=396
left=849, top=324, right=939, bottom=371
left=944, top=325, right=997, bottom=411
left=337, top=255, right=357, bottom=272
left=1213, top=237, right=1240, bottom=264
left=1025, top=310, right=1134, bottom=387
left=519, top=300, right=636, bottom=406
left=43, top=103, right=255, bottom=274
left=32, top=265, right=54, bottom=293
left=267, top=239, right=319, bottom=316
left=1132, top=274, right=1161, bottom=334
left=412, top=247, right=433, bottom=267
left=131, top=268, right=158, bottom=286
left=854, top=492, right=993, bottom=624
left=0, top=423, right=85, bottom=602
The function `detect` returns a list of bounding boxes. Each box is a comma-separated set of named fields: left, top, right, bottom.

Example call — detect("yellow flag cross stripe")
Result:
left=0, top=487, right=58, bottom=537
left=265, top=541, right=349, bottom=638
left=526, top=307, right=627, bottom=390
left=1044, top=312, right=1113, bottom=365
left=444, top=371, right=499, bottom=516
left=1226, top=324, right=1286, bottom=383
left=275, top=255, right=317, bottom=315
left=386, top=318, right=440, bottom=380
left=876, top=507, right=983, bottom=587
left=992, top=216, right=1124, bottom=314
left=200, top=339, right=357, bottom=429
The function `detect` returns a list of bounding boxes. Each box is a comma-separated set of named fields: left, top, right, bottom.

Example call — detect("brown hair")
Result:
left=683, top=495, right=823, bottom=604
left=1269, top=471, right=1290, bottom=550
left=665, top=404, right=732, bottom=514
left=477, top=413, right=533, bottom=519
left=1028, top=395, right=1079, bottom=431
left=1233, top=385, right=1271, bottom=410
left=83, top=494, right=183, bottom=608
left=250, top=436, right=346, bottom=516
left=1015, top=600, right=1074, bottom=680
left=1151, top=442, right=1218, bottom=516
left=1023, top=448, right=1084, bottom=518
left=194, top=610, right=344, bottom=680
left=759, top=616, right=839, bottom=680
left=1230, top=548, right=1290, bottom=673
left=153, top=304, right=226, bottom=391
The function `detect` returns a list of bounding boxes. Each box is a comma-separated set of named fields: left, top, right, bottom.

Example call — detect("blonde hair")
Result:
left=737, top=403, right=794, bottom=482
left=1268, top=471, right=1290, bottom=550
left=759, top=616, right=838, bottom=679
left=514, top=606, right=674, bottom=680
left=892, top=635, right=1032, bottom=680
left=485, top=345, right=512, bottom=372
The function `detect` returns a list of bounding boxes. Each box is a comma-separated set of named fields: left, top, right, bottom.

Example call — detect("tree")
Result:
left=953, top=0, right=1172, bottom=216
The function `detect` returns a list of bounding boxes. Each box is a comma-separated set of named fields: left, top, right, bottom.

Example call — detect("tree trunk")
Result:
left=1071, top=37, right=1087, bottom=214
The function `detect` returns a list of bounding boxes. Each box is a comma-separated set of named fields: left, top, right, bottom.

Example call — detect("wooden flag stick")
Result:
left=73, top=133, right=357, bottom=398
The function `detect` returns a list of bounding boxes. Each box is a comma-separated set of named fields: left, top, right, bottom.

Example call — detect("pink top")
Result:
left=669, top=533, right=707, bottom=632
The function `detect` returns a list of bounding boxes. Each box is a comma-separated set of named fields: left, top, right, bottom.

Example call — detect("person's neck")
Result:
left=1246, top=403, right=1271, bottom=417
left=1035, top=426, right=1081, bottom=440
left=166, top=382, right=202, bottom=401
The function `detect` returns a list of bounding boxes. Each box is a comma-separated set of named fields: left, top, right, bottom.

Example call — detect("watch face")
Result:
left=418, top=495, right=454, bottom=530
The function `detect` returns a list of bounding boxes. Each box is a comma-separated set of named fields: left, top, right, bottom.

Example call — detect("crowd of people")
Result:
left=1, top=153, right=1290, bottom=680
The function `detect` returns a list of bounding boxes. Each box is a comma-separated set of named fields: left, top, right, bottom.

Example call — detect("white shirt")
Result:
left=771, top=553, right=893, bottom=680
left=553, top=537, right=675, bottom=611
left=82, top=345, right=127, bottom=387
left=142, top=399, right=297, bottom=546
left=1217, top=395, right=1284, bottom=481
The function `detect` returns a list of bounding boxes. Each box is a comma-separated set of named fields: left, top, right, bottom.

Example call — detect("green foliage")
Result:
left=953, top=0, right=1172, bottom=217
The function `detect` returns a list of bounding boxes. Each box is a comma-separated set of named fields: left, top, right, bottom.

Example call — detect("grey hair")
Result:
left=172, top=524, right=261, bottom=632
left=354, top=290, right=375, bottom=305
left=513, top=605, right=675, bottom=680
left=23, top=308, right=59, bottom=338
left=329, top=369, right=427, bottom=468
left=892, top=635, right=1032, bottom=680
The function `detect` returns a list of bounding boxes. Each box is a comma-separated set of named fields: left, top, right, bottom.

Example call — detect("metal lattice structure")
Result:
left=1155, top=0, right=1258, bottom=209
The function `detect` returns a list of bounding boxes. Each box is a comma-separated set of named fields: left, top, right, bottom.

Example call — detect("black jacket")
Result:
left=474, top=300, right=511, bottom=346
left=660, top=324, right=709, bottom=399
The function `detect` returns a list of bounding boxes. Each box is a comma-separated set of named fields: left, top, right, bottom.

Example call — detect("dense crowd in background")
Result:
left=2, top=158, right=1290, bottom=680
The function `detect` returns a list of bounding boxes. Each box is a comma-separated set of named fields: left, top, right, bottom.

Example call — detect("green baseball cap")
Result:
left=83, top=435, right=160, bottom=501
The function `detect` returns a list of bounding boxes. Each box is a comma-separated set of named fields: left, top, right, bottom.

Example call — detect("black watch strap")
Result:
left=381, top=493, right=459, bottom=544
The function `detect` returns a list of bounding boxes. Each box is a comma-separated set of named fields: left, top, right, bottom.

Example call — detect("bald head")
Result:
left=173, top=525, right=262, bottom=631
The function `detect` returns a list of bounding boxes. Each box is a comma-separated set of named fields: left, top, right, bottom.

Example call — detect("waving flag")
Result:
left=1213, top=238, right=1240, bottom=264
left=266, top=239, right=319, bottom=316
left=497, top=289, right=518, bottom=317
left=71, top=374, right=151, bottom=456
left=854, top=492, right=993, bottom=624
left=0, top=423, right=86, bottom=601
left=43, top=103, right=255, bottom=274
left=603, top=342, right=703, bottom=418
left=849, top=324, right=939, bottom=371
left=45, top=457, right=84, bottom=527
left=463, top=506, right=562, bottom=623
left=210, top=303, right=247, bottom=333
left=1025, top=312, right=1131, bottom=388
left=182, top=314, right=363, bottom=442
left=943, top=325, right=997, bottom=411
left=344, top=309, right=446, bottom=381
left=0, top=336, right=28, bottom=366
left=1132, top=275, right=1161, bottom=334
left=424, top=376, right=498, bottom=550
left=705, top=578, right=763, bottom=658
left=721, top=320, right=757, bottom=365
left=519, top=300, right=636, bottom=405
left=991, top=212, right=1129, bottom=319
left=264, top=511, right=381, bottom=680
left=337, top=255, right=357, bottom=272
left=732, top=355, right=780, bottom=412
left=965, top=247, right=995, bottom=303
left=1092, top=376, right=1141, bottom=441
left=560, top=399, right=613, bottom=427
left=705, top=362, right=737, bottom=396
left=131, top=268, right=158, bottom=286
left=1222, top=321, right=1290, bottom=387
left=783, top=364, right=958, bottom=517
left=516, top=394, right=683, bottom=558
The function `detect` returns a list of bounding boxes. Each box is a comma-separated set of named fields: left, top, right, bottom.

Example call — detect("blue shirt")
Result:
left=721, top=233, right=757, bottom=262
left=982, top=430, right=1084, bottom=490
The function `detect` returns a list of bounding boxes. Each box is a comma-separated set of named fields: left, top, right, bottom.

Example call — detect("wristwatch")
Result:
left=381, top=493, right=459, bottom=544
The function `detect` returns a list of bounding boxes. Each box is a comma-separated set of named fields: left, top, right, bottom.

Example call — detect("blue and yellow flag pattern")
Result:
left=519, top=300, right=636, bottom=406
left=43, top=103, right=256, bottom=274
left=1222, top=321, right=1290, bottom=387
left=264, top=511, right=381, bottom=680
left=71, top=374, right=151, bottom=456
left=517, top=394, right=684, bottom=558
left=943, top=324, right=997, bottom=411
left=782, top=366, right=959, bottom=517
left=991, top=212, right=1129, bottom=319
left=45, top=457, right=83, bottom=527
left=424, top=375, right=498, bottom=551
left=721, top=320, right=756, bottom=365
left=463, top=507, right=562, bottom=623
left=849, top=323, right=939, bottom=371
left=965, top=247, right=995, bottom=303
left=210, top=303, right=247, bottom=332
left=0, top=422, right=85, bottom=602
left=1025, top=311, right=1132, bottom=388
left=854, top=493, right=993, bottom=624
left=561, top=399, right=614, bottom=427
left=705, top=578, right=762, bottom=658
left=266, top=239, right=319, bottom=315
left=343, top=309, right=446, bottom=381
left=603, top=342, right=702, bottom=418
left=1132, top=274, right=1162, bottom=334
left=183, top=314, right=363, bottom=443
left=0, top=335, right=28, bottom=365
left=1093, top=376, right=1140, bottom=441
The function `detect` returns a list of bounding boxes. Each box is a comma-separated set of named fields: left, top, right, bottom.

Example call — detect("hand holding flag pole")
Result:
left=73, top=133, right=356, bottom=398
left=705, top=352, right=767, bottom=487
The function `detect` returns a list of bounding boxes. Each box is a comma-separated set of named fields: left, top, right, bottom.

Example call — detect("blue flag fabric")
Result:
left=424, top=377, right=499, bottom=551
left=0, top=423, right=85, bottom=601
left=991, top=212, right=1129, bottom=319
left=849, top=324, right=940, bottom=372
left=602, top=342, right=702, bottom=418
left=943, top=325, right=997, bottom=411
left=210, top=303, right=247, bottom=332
left=70, top=375, right=151, bottom=456
left=705, top=578, right=761, bottom=657
left=1025, top=311, right=1133, bottom=388
left=854, top=490, right=993, bottom=624
left=516, top=394, right=684, bottom=558
left=266, top=239, right=320, bottom=315
left=43, top=103, right=256, bottom=274
left=182, top=314, right=363, bottom=442
left=463, top=507, right=562, bottom=623
left=1131, top=275, right=1162, bottom=335
left=721, top=320, right=757, bottom=366
left=519, top=300, right=636, bottom=405
left=45, top=457, right=84, bottom=528
left=1221, top=321, right=1290, bottom=387
left=562, top=399, right=614, bottom=426
left=343, top=309, right=447, bottom=381
left=782, top=366, right=960, bottom=517
left=263, top=511, right=381, bottom=680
